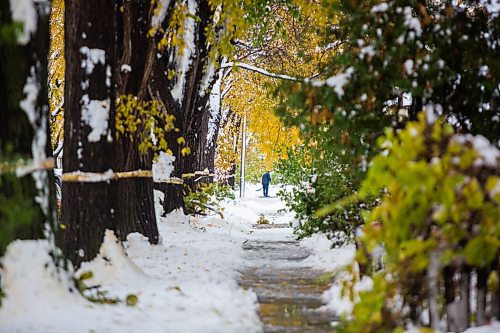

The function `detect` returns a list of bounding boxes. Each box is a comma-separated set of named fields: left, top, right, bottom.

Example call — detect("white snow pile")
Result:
left=463, top=321, right=500, bottom=332
left=80, top=95, right=111, bottom=143
left=300, top=234, right=361, bottom=317
left=152, top=151, right=176, bottom=182
left=0, top=203, right=261, bottom=332
left=76, top=230, right=147, bottom=290
left=321, top=275, right=373, bottom=317
left=301, top=234, right=356, bottom=272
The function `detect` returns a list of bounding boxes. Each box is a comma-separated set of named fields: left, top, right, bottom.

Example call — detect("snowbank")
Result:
left=0, top=205, right=261, bottom=332
left=299, top=233, right=362, bottom=317
left=300, top=233, right=356, bottom=272
left=463, top=321, right=500, bottom=332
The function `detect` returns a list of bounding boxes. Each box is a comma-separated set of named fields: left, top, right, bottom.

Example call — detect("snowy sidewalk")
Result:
left=0, top=184, right=354, bottom=333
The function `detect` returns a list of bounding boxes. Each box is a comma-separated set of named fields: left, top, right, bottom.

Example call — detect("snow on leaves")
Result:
left=370, top=2, right=389, bottom=14
left=309, top=67, right=355, bottom=99
left=402, top=6, right=422, bottom=38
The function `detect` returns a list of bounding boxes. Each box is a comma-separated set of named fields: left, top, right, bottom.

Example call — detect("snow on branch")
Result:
left=221, top=62, right=305, bottom=82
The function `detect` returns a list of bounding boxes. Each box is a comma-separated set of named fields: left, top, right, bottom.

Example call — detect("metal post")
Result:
left=239, top=111, right=247, bottom=198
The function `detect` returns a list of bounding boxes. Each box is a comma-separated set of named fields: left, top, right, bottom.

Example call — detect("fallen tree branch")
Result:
left=190, top=200, right=224, bottom=219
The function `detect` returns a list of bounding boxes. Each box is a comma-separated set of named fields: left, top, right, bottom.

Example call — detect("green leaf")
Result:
left=464, top=237, right=497, bottom=267
left=126, top=294, right=138, bottom=306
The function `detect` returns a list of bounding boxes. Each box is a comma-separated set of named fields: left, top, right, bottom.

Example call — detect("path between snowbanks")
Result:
left=0, top=184, right=352, bottom=333
left=2, top=183, right=498, bottom=332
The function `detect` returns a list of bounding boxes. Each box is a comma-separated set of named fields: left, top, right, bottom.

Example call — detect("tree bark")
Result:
left=151, top=0, right=218, bottom=214
left=409, top=95, right=422, bottom=121
left=113, top=0, right=159, bottom=243
left=61, top=0, right=117, bottom=266
left=427, top=251, right=441, bottom=330
left=0, top=0, right=56, bottom=255
left=444, top=265, right=458, bottom=332
left=491, top=257, right=500, bottom=320
left=227, top=114, right=241, bottom=189
left=476, top=268, right=487, bottom=326
left=174, top=0, right=215, bottom=191
left=150, top=67, right=185, bottom=214
left=457, top=266, right=471, bottom=331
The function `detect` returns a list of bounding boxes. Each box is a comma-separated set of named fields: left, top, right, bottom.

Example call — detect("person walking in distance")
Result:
left=261, top=171, right=271, bottom=197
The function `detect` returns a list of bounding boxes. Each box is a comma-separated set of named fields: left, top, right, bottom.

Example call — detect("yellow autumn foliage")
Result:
left=215, top=0, right=337, bottom=180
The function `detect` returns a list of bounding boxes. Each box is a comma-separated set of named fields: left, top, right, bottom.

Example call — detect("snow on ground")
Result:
left=0, top=183, right=342, bottom=332
left=0, top=190, right=262, bottom=333
left=2, top=182, right=496, bottom=332
left=463, top=321, right=500, bottom=332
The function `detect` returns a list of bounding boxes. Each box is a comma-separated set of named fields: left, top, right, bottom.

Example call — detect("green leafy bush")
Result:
left=276, top=142, right=376, bottom=246
left=184, top=183, right=235, bottom=215
left=340, top=114, right=499, bottom=332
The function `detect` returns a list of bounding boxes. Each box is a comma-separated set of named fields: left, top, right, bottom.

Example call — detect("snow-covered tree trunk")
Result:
left=61, top=0, right=118, bottom=266
left=151, top=0, right=218, bottom=213
left=172, top=0, right=216, bottom=191
left=0, top=0, right=56, bottom=254
left=200, top=70, right=224, bottom=184
left=113, top=0, right=159, bottom=244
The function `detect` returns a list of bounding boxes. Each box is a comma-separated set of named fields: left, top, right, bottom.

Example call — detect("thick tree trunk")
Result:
left=457, top=266, right=471, bottom=331
left=491, top=258, right=500, bottom=320
left=445, top=266, right=459, bottom=332
left=446, top=265, right=471, bottom=332
left=427, top=252, right=441, bottom=330
left=0, top=1, right=55, bottom=255
left=175, top=1, right=214, bottom=191
left=113, top=0, right=158, bottom=243
left=407, top=273, right=423, bottom=325
left=409, top=95, right=422, bottom=121
left=151, top=0, right=217, bottom=214
left=150, top=68, right=185, bottom=214
left=476, top=268, right=487, bottom=326
left=61, top=0, right=117, bottom=266
left=202, top=73, right=225, bottom=184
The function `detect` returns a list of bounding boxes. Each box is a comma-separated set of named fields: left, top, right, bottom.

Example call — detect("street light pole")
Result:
left=239, top=111, right=247, bottom=198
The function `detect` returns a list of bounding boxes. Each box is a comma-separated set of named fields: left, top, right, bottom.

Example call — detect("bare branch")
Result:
left=221, top=61, right=305, bottom=82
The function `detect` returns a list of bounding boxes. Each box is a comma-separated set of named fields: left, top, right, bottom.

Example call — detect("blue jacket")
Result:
left=262, top=172, right=271, bottom=185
